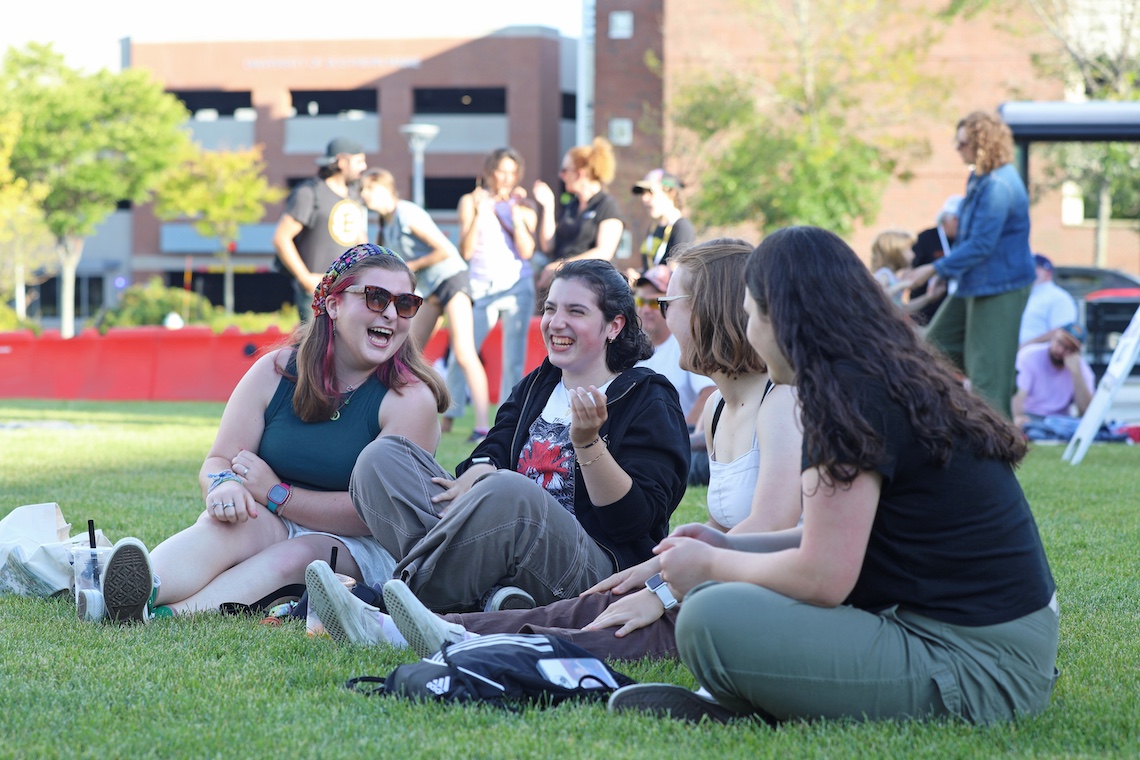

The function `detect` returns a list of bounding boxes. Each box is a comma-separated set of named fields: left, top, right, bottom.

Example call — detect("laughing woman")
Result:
left=147, top=245, right=448, bottom=614
left=609, top=226, right=1057, bottom=726
left=347, top=259, right=690, bottom=614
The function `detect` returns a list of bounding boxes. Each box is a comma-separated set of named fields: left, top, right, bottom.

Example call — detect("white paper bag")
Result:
left=0, top=503, right=111, bottom=597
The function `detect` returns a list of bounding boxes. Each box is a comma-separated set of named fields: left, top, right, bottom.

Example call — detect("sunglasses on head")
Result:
left=656, top=294, right=690, bottom=318
left=633, top=296, right=661, bottom=310
left=342, top=286, right=423, bottom=318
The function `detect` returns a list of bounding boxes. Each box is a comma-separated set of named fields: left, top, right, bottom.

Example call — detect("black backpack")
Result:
left=346, top=633, right=635, bottom=710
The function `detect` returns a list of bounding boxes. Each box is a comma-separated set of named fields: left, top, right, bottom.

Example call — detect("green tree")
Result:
left=670, top=0, right=944, bottom=238
left=0, top=43, right=190, bottom=337
left=154, top=143, right=285, bottom=315
left=0, top=112, right=55, bottom=321
left=945, top=0, right=1140, bottom=266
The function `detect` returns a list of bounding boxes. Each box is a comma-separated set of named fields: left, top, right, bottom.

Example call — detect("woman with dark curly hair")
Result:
left=609, top=226, right=1057, bottom=726
left=903, top=111, right=1035, bottom=419
left=347, top=259, right=690, bottom=614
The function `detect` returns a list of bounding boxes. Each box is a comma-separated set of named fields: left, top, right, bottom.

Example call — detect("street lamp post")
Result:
left=398, top=123, right=440, bottom=208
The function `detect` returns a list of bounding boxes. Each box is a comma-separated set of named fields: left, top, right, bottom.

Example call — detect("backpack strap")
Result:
left=345, top=675, right=388, bottom=696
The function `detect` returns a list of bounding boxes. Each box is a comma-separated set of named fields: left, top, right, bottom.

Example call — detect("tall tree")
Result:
left=670, top=0, right=945, bottom=238
left=0, top=43, right=190, bottom=337
left=154, top=144, right=285, bottom=315
left=945, top=0, right=1140, bottom=266
left=0, top=112, right=55, bottom=320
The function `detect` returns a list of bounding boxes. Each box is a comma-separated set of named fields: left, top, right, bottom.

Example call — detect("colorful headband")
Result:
left=312, top=243, right=400, bottom=317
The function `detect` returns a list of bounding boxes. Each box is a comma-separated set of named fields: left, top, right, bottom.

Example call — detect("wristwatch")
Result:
left=470, top=456, right=495, bottom=468
left=266, top=483, right=292, bottom=514
left=645, top=573, right=678, bottom=610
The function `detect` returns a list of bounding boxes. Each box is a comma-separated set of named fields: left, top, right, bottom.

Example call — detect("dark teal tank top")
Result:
left=258, top=363, right=387, bottom=492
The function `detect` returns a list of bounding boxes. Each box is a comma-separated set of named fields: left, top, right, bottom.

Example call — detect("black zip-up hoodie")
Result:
left=456, top=359, right=690, bottom=571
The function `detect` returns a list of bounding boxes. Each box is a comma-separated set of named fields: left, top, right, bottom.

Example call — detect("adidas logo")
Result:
left=425, top=677, right=451, bottom=695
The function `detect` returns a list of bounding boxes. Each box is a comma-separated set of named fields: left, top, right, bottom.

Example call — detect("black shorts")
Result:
left=431, top=270, right=473, bottom=309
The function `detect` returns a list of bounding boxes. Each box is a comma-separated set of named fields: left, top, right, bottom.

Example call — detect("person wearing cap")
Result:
left=908, top=194, right=962, bottom=324
left=627, top=169, right=694, bottom=273
left=1012, top=322, right=1095, bottom=430
left=1019, top=253, right=1078, bottom=347
left=272, top=138, right=369, bottom=320
left=633, top=264, right=716, bottom=484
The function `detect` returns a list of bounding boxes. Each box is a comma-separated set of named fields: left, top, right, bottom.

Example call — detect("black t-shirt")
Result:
left=802, top=366, right=1055, bottom=626
left=639, top=217, right=695, bottom=269
left=284, top=178, right=367, bottom=275
left=553, top=191, right=624, bottom=261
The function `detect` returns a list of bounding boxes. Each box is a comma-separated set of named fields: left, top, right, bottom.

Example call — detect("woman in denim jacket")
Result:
left=905, top=112, right=1035, bottom=419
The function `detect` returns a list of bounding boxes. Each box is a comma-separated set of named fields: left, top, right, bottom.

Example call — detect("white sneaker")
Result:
left=102, top=538, right=153, bottom=624
left=305, top=561, right=389, bottom=646
left=383, top=579, right=469, bottom=658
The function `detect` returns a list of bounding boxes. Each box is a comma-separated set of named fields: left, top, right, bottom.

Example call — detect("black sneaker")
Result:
left=607, top=684, right=742, bottom=724
left=480, top=585, right=536, bottom=612
left=101, top=538, right=154, bottom=624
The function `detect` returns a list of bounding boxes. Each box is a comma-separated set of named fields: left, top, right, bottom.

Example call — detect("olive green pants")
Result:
left=675, top=583, right=1059, bottom=725
left=924, top=285, right=1031, bottom=420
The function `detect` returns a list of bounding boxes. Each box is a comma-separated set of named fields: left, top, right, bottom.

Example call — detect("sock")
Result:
left=378, top=612, right=409, bottom=648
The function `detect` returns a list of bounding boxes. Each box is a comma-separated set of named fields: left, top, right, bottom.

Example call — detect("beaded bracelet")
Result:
left=579, top=445, right=609, bottom=467
left=574, top=435, right=602, bottom=450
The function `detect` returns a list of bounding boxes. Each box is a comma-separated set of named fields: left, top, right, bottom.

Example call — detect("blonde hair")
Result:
left=958, top=111, right=1014, bottom=175
left=361, top=168, right=397, bottom=197
left=871, top=229, right=916, bottom=273
left=566, top=137, right=616, bottom=185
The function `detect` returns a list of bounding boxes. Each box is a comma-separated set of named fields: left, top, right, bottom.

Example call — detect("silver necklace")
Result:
left=331, top=384, right=360, bottom=421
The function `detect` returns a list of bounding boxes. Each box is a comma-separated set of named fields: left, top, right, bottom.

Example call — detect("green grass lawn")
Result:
left=1, top=400, right=1138, bottom=758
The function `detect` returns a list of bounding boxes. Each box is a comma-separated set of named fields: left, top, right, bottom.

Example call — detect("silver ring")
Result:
left=242, top=466, right=250, bottom=476
left=211, top=501, right=222, bottom=508
left=223, top=502, right=235, bottom=509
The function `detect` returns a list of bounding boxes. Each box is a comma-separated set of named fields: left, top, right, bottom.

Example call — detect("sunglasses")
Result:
left=633, top=296, right=661, bottom=310
left=656, top=294, right=691, bottom=318
left=342, top=286, right=423, bottom=318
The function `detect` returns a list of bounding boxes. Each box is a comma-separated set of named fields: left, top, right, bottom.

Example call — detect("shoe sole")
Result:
left=383, top=580, right=449, bottom=659
left=102, top=541, right=152, bottom=624
left=608, top=684, right=737, bottom=724
left=304, top=562, right=382, bottom=645
left=486, top=587, right=536, bottom=612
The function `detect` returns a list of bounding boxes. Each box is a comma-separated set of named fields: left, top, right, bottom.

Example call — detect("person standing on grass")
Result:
left=144, top=244, right=448, bottom=614
left=361, top=168, right=492, bottom=440
left=607, top=226, right=1057, bottom=725
left=304, top=239, right=802, bottom=659
left=445, top=148, right=539, bottom=436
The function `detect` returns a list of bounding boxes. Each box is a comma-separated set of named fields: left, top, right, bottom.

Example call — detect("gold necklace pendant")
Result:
left=330, top=383, right=358, bottom=421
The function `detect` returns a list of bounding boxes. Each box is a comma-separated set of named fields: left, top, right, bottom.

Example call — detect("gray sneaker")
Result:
left=607, top=683, right=742, bottom=724
left=102, top=538, right=153, bottom=624
left=481, top=585, right=536, bottom=612
left=382, top=579, right=469, bottom=658
left=305, top=561, right=389, bottom=646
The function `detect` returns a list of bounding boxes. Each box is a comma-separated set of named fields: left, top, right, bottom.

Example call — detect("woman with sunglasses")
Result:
left=341, top=259, right=690, bottom=616
left=532, top=137, right=624, bottom=290
left=361, top=168, right=492, bottom=439
left=144, top=244, right=449, bottom=614
left=608, top=226, right=1056, bottom=725
left=304, top=241, right=802, bottom=660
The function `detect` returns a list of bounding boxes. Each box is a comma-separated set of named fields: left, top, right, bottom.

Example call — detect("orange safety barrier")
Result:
left=0, top=319, right=548, bottom=403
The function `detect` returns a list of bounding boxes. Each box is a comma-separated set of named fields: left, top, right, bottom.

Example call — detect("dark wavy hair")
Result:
left=553, top=259, right=653, bottom=372
left=745, top=226, right=1026, bottom=486
left=670, top=238, right=765, bottom=378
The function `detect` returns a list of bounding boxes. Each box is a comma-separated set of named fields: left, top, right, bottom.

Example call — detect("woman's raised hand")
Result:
left=568, top=385, right=609, bottom=445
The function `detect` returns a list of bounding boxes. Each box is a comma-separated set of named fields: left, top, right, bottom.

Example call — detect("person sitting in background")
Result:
left=870, top=230, right=946, bottom=319
left=1012, top=322, right=1094, bottom=430
left=148, top=244, right=448, bottom=614
left=909, top=195, right=962, bottom=325
left=634, top=264, right=716, bottom=485
left=1019, top=254, right=1078, bottom=347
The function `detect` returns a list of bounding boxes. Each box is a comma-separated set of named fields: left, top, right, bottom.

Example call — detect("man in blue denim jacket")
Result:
left=904, top=112, right=1034, bottom=419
